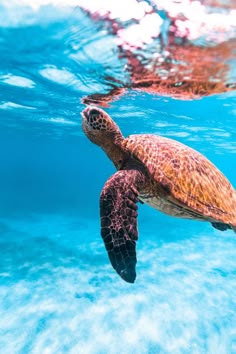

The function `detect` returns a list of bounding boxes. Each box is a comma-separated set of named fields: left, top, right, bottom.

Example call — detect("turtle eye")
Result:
left=89, top=108, right=100, bottom=117
left=89, top=108, right=100, bottom=123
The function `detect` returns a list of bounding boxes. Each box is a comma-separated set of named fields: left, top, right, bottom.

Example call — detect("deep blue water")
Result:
left=0, top=3, right=236, bottom=353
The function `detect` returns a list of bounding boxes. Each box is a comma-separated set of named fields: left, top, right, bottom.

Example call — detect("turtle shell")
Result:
left=123, top=134, right=236, bottom=226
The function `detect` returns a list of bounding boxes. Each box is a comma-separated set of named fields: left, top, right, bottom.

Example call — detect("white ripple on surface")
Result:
left=2, top=0, right=151, bottom=21
left=41, top=117, right=78, bottom=125
left=117, top=13, right=163, bottom=48
left=39, top=66, right=104, bottom=94
left=0, top=101, right=36, bottom=110
left=40, top=67, right=77, bottom=84
left=1, top=74, right=35, bottom=88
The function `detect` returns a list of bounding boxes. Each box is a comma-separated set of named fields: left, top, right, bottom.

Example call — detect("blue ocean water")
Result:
left=0, top=3, right=236, bottom=353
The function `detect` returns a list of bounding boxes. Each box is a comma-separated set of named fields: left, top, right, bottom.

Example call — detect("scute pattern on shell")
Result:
left=122, top=134, right=236, bottom=226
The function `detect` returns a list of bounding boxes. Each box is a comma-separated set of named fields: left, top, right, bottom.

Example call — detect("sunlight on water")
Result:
left=0, top=1, right=236, bottom=353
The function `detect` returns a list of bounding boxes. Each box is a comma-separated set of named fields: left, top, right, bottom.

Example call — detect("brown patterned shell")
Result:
left=122, top=134, right=236, bottom=226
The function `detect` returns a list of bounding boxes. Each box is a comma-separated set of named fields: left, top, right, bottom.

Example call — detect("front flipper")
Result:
left=100, top=169, right=144, bottom=283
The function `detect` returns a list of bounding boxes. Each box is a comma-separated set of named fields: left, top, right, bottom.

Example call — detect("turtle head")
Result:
left=82, top=106, right=123, bottom=145
left=82, top=106, right=126, bottom=168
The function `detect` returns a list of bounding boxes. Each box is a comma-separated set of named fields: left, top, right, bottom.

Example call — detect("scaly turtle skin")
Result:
left=81, top=106, right=236, bottom=283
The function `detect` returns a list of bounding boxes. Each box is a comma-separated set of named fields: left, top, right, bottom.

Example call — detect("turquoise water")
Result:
left=0, top=3, right=236, bottom=353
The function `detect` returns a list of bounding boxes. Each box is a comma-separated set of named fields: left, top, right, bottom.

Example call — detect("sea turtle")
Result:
left=81, top=106, right=236, bottom=283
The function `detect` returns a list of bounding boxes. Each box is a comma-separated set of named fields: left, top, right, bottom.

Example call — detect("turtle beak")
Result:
left=81, top=106, right=91, bottom=122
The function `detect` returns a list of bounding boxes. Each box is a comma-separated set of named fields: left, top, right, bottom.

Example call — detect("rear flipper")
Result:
left=211, top=222, right=229, bottom=231
left=211, top=222, right=236, bottom=233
